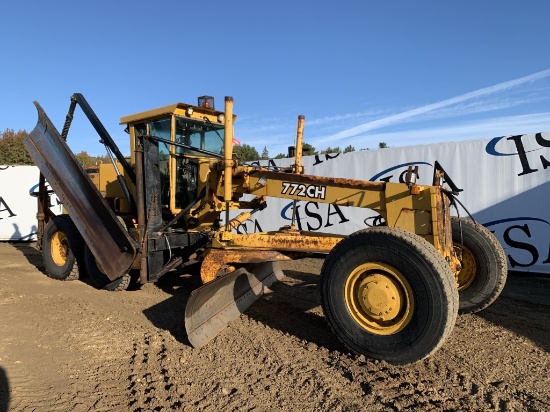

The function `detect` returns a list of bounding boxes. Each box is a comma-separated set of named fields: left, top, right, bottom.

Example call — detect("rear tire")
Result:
left=84, top=245, right=133, bottom=291
left=41, top=215, right=83, bottom=280
left=452, top=217, right=507, bottom=314
left=320, top=227, right=458, bottom=365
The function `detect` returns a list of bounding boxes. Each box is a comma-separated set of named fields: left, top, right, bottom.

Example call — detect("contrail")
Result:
left=321, top=68, right=550, bottom=142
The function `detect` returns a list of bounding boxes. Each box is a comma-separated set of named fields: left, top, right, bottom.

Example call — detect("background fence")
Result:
left=2, top=132, right=548, bottom=273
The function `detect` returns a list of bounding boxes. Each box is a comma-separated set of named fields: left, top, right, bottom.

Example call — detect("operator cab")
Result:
left=120, top=96, right=234, bottom=217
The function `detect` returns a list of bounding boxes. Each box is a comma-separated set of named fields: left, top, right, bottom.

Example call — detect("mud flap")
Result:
left=185, top=261, right=284, bottom=348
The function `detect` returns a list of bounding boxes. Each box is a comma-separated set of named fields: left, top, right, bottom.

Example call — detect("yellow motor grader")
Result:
left=24, top=93, right=507, bottom=365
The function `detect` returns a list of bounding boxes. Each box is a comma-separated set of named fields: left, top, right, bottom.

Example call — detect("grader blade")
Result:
left=185, top=261, right=284, bottom=348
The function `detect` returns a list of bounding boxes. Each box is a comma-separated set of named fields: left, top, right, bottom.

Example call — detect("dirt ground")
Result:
left=0, top=242, right=548, bottom=412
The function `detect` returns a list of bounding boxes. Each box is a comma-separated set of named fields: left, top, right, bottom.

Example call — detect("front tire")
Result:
left=320, top=227, right=458, bottom=365
left=42, top=215, right=83, bottom=280
left=452, top=217, right=507, bottom=314
left=84, top=245, right=133, bottom=291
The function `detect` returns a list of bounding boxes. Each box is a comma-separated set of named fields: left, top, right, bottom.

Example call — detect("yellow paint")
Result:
left=345, top=262, right=415, bottom=335
left=50, top=231, right=68, bottom=267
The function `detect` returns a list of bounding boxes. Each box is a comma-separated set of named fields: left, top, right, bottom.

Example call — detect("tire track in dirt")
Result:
left=0, top=281, right=60, bottom=411
left=248, top=259, right=550, bottom=411
left=1, top=289, right=130, bottom=411
left=127, top=331, right=186, bottom=411
left=317, top=312, right=550, bottom=412
left=1, top=247, right=549, bottom=411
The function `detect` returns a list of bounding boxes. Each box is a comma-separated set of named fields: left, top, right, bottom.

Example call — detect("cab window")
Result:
left=175, top=116, right=224, bottom=157
left=149, top=118, right=171, bottom=207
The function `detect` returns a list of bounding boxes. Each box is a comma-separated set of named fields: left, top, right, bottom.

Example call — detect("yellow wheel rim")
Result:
left=51, top=231, right=69, bottom=267
left=345, top=262, right=414, bottom=335
left=455, top=244, right=476, bottom=291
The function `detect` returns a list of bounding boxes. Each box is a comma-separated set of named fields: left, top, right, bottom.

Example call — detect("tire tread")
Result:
left=452, top=217, right=507, bottom=314
left=320, top=227, right=458, bottom=364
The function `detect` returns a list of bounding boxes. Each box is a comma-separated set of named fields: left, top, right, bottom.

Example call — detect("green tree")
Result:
left=233, top=144, right=260, bottom=162
left=91, top=154, right=108, bottom=166
left=344, top=145, right=355, bottom=153
left=0, top=129, right=34, bottom=165
left=321, top=146, right=340, bottom=154
left=378, top=142, right=389, bottom=149
left=74, top=152, right=109, bottom=168
left=75, top=151, right=93, bottom=167
left=302, top=142, right=317, bottom=156
left=274, top=153, right=287, bottom=159
left=260, top=146, right=269, bottom=160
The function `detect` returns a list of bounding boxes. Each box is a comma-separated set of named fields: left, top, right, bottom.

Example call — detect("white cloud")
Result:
left=239, top=69, right=550, bottom=156
left=333, top=112, right=550, bottom=149
left=312, top=69, right=550, bottom=146
left=306, top=109, right=387, bottom=126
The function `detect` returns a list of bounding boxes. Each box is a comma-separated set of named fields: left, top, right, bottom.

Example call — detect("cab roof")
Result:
left=120, top=102, right=227, bottom=125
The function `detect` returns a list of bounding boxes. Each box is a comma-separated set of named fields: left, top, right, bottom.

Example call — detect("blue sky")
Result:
left=1, top=1, right=550, bottom=157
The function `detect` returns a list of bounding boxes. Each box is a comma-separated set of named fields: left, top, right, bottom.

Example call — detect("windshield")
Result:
left=175, top=116, right=224, bottom=157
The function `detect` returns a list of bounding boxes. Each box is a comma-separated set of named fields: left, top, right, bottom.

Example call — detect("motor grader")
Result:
left=24, top=93, right=507, bottom=365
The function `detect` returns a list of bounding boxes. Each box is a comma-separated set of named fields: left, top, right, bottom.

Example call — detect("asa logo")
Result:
left=28, top=181, right=62, bottom=207
left=0, top=196, right=17, bottom=219
left=280, top=200, right=349, bottom=231
left=29, top=181, right=52, bottom=196
left=234, top=218, right=263, bottom=235
left=485, top=133, right=550, bottom=177
left=369, top=161, right=432, bottom=183
left=484, top=217, right=550, bottom=269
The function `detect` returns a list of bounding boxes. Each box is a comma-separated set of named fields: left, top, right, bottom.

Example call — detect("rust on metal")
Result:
left=430, top=187, right=461, bottom=276
left=24, top=102, right=138, bottom=280
left=293, top=115, right=305, bottom=174
left=201, top=248, right=291, bottom=283
left=249, top=170, right=385, bottom=191
left=186, top=261, right=284, bottom=348
left=213, top=231, right=345, bottom=254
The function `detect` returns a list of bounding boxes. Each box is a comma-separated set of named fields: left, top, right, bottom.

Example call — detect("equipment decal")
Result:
left=281, top=182, right=326, bottom=200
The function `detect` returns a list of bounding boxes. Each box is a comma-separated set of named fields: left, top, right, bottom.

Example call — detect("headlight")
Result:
left=217, top=114, right=225, bottom=123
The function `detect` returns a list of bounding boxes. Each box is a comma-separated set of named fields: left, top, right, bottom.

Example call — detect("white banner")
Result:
left=2, top=132, right=549, bottom=273
left=239, top=132, right=550, bottom=274
left=0, top=166, right=62, bottom=241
